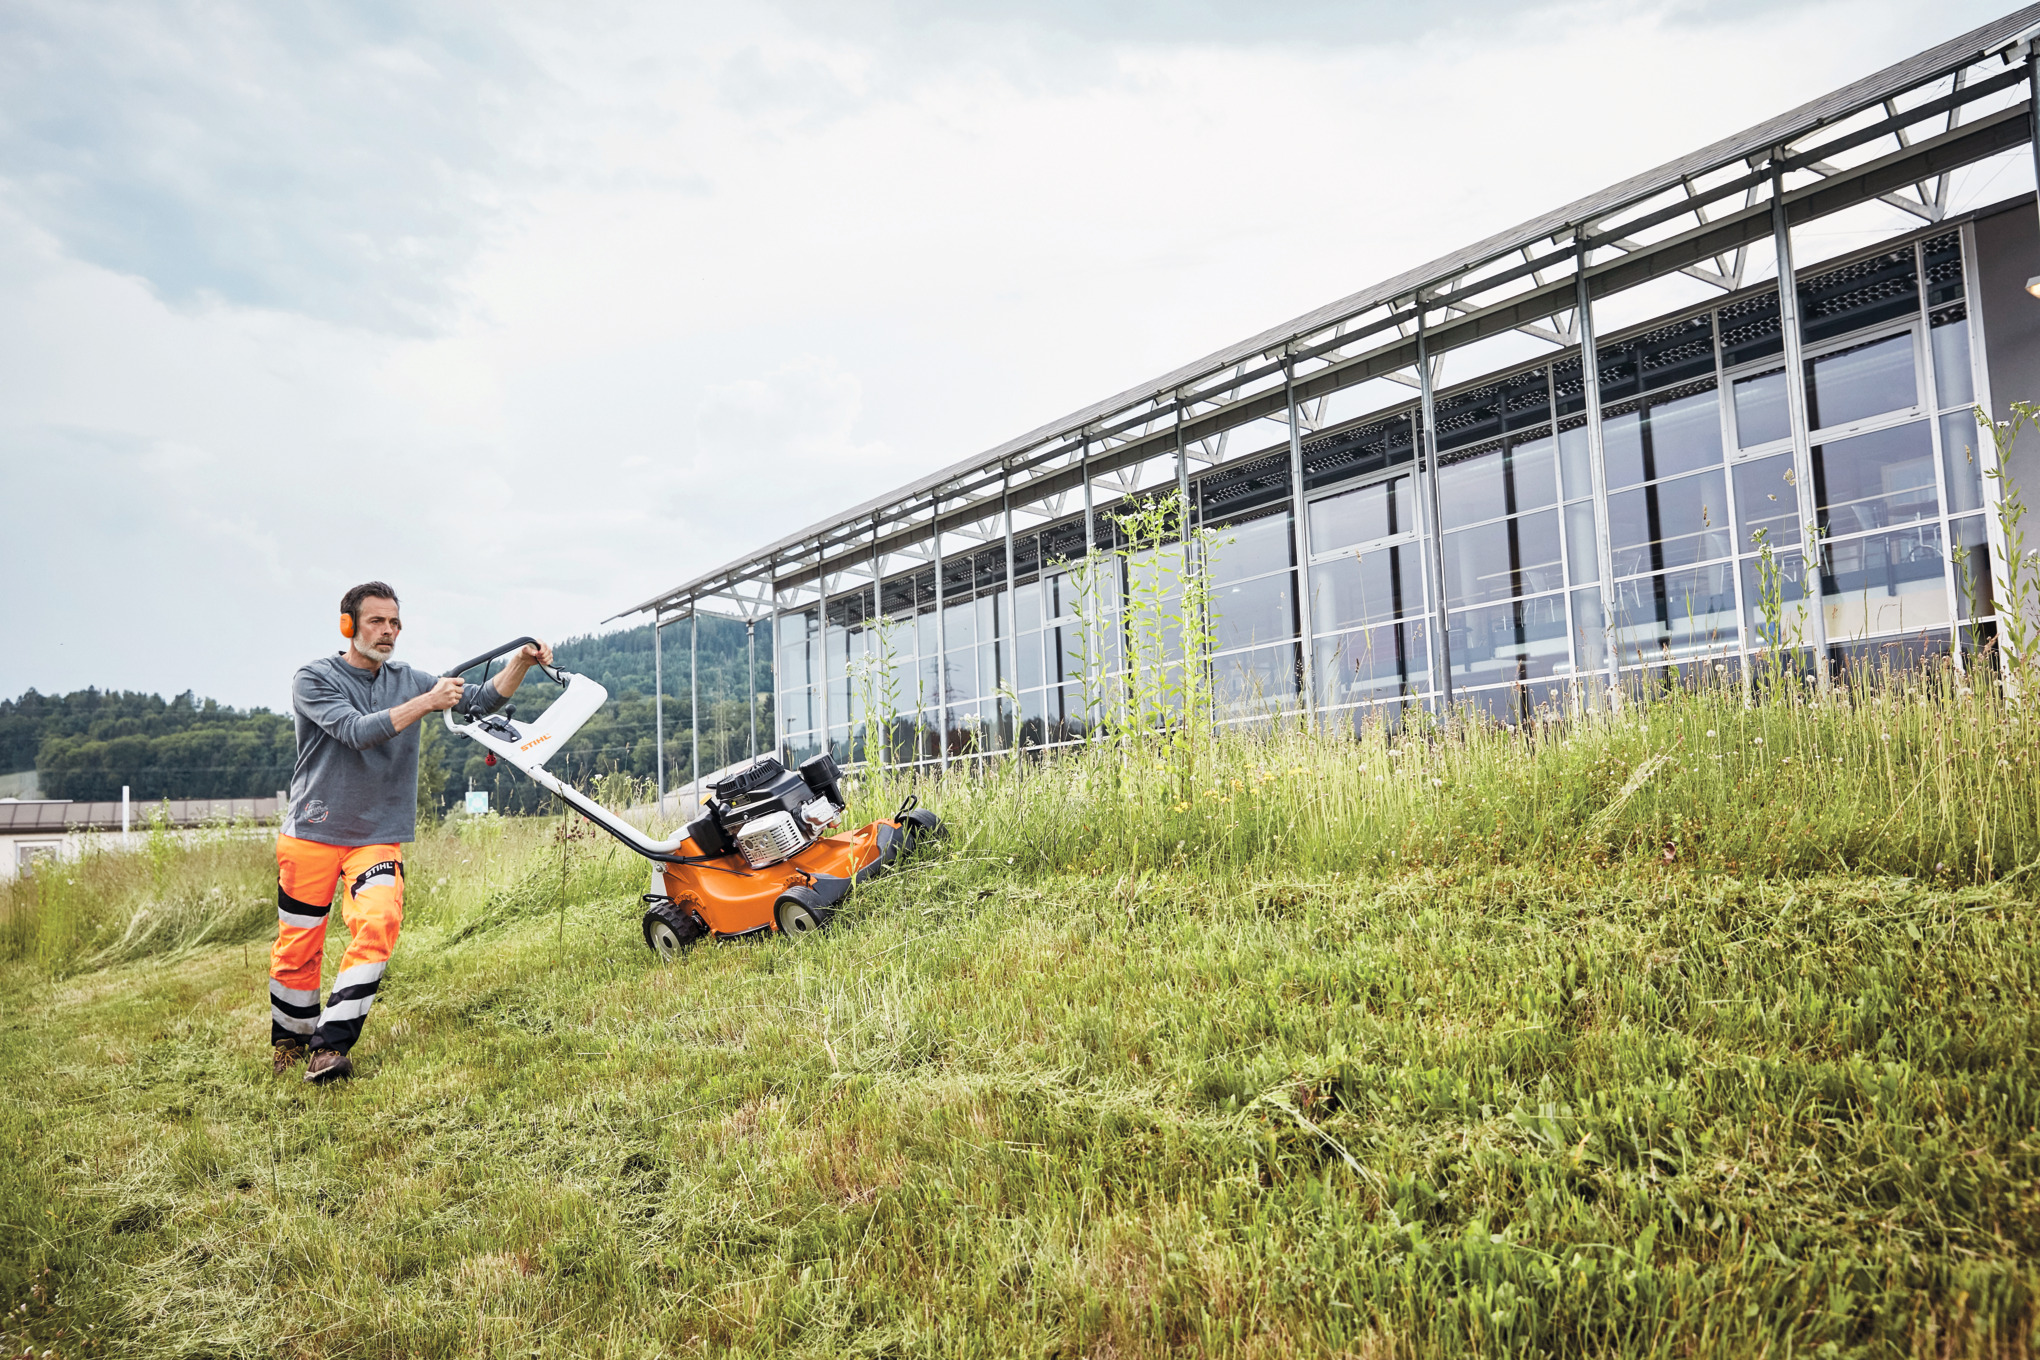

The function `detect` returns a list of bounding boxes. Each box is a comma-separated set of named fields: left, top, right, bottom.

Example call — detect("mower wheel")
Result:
left=774, top=886, right=834, bottom=938
left=901, top=808, right=945, bottom=856
left=642, top=898, right=706, bottom=960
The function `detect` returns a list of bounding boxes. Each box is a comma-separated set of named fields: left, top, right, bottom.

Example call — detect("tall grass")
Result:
left=843, top=654, right=2039, bottom=888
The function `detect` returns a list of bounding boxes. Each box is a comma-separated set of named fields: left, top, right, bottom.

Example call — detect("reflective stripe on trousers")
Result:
left=270, top=835, right=403, bottom=1053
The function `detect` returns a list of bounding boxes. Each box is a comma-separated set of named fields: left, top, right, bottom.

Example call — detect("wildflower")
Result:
left=1879, top=732, right=1889, bottom=742
left=1752, top=736, right=1764, bottom=746
left=1432, top=778, right=1443, bottom=788
left=1705, top=729, right=1717, bottom=738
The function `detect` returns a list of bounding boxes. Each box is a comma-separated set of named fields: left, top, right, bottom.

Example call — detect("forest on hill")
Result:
left=0, top=617, right=772, bottom=811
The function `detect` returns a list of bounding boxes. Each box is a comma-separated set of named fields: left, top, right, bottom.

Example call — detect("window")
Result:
left=1803, top=332, right=1917, bottom=431
left=1813, top=421, right=1937, bottom=536
left=1308, top=473, right=1429, bottom=710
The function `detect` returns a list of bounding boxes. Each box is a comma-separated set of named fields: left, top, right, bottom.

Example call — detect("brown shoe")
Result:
left=304, top=1049, right=353, bottom=1084
left=272, top=1041, right=307, bottom=1076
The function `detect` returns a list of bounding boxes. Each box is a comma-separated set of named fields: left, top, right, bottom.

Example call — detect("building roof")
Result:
left=618, top=4, right=2040, bottom=621
left=0, top=797, right=283, bottom=834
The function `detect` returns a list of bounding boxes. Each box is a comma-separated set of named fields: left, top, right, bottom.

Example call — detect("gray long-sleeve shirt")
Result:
left=284, top=653, right=509, bottom=846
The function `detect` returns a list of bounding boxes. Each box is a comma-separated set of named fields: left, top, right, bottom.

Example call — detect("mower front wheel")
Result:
left=774, top=887, right=834, bottom=938
left=642, top=898, right=706, bottom=960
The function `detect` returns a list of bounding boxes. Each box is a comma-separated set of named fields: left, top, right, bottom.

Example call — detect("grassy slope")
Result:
left=5, top=688, right=2040, bottom=1358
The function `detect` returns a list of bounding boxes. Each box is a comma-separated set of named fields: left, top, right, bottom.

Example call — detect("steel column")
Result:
left=654, top=616, right=665, bottom=805
left=932, top=490, right=949, bottom=771
left=816, top=550, right=831, bottom=760
left=1003, top=469, right=1018, bottom=751
left=689, top=611, right=700, bottom=800
left=1414, top=309, right=1454, bottom=711
left=1771, top=163, right=1831, bottom=673
left=746, top=619, right=757, bottom=760
left=871, top=514, right=884, bottom=764
left=1080, top=437, right=1099, bottom=733
left=1574, top=241, right=1622, bottom=702
left=1285, top=356, right=1316, bottom=716
left=768, top=566, right=780, bottom=761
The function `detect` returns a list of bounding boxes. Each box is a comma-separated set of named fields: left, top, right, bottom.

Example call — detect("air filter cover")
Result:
left=734, top=810, right=807, bottom=868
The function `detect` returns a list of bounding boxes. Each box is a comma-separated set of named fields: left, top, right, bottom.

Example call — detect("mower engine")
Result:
left=688, top=753, right=847, bottom=870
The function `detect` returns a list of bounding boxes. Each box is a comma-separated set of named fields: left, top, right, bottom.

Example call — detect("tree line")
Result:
left=2, top=618, right=775, bottom=811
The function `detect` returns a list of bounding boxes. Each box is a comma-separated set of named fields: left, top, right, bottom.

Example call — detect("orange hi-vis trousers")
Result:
left=271, top=835, right=403, bottom=1053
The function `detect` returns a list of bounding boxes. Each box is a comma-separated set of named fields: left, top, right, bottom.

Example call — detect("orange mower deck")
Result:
left=638, top=808, right=941, bottom=957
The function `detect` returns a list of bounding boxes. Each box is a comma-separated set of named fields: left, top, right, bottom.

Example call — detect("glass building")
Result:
left=621, top=9, right=2040, bottom=777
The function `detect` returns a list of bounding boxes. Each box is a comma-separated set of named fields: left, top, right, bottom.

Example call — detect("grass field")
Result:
left=4, top=668, right=2039, bottom=1358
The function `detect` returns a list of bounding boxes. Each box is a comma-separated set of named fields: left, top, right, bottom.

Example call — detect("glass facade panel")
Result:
left=1611, top=564, right=1739, bottom=662
left=1939, top=409, right=1986, bottom=516
left=1443, top=509, right=1562, bottom=608
left=1814, top=421, right=1938, bottom=535
left=1448, top=594, right=1569, bottom=686
left=1511, top=435, right=1559, bottom=513
left=1565, top=500, right=1598, bottom=585
left=1608, top=468, right=1731, bottom=575
left=1732, top=452, right=1800, bottom=550
left=1206, top=512, right=1293, bottom=584
left=1638, top=388, right=1724, bottom=482
left=1740, top=552, right=1813, bottom=649
left=1309, top=475, right=1414, bottom=553
left=1211, top=572, right=1297, bottom=651
left=1439, top=443, right=1508, bottom=528
left=1215, top=644, right=1299, bottom=716
left=1311, top=545, right=1425, bottom=633
left=1821, top=523, right=1948, bottom=639
left=1931, top=309, right=1974, bottom=410
left=1314, top=621, right=1429, bottom=707
left=1952, top=514, right=1994, bottom=619
left=1803, top=333, right=1917, bottom=431
left=1558, top=424, right=1592, bottom=500
left=1017, top=630, right=1044, bottom=690
left=1733, top=368, right=1790, bottom=449
left=1570, top=586, right=1607, bottom=674
left=1439, top=433, right=1560, bottom=531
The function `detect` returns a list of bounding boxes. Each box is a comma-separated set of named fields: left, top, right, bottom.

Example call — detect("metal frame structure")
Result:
left=619, top=9, right=2040, bottom=759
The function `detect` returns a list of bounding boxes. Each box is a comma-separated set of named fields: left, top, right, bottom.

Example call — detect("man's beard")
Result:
left=355, top=636, right=395, bottom=664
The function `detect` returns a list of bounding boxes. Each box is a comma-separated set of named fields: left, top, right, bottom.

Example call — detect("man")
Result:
left=271, top=581, right=552, bottom=1083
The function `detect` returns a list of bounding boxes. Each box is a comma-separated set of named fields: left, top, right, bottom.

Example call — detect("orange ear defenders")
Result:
left=340, top=613, right=356, bottom=639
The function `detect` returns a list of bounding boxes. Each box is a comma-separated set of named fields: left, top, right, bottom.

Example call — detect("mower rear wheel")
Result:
left=642, top=899, right=706, bottom=960
left=774, top=887, right=833, bottom=938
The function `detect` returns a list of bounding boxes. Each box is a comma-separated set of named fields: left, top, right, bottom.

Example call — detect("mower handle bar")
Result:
left=444, top=636, right=564, bottom=686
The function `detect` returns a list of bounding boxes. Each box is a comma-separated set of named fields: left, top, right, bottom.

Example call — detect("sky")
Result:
left=0, top=0, right=2025, bottom=712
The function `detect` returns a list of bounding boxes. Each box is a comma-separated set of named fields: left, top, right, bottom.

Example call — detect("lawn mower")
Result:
left=443, top=637, right=942, bottom=959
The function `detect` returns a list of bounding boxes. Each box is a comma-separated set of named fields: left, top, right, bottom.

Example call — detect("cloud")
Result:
left=0, top=0, right=2017, bottom=715
left=0, top=0, right=539, bottom=333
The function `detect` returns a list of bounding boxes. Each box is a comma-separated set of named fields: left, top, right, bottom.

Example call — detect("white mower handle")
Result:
left=443, top=646, right=694, bottom=859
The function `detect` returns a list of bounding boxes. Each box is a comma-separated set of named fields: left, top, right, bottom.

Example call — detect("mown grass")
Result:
left=4, top=668, right=2039, bottom=1358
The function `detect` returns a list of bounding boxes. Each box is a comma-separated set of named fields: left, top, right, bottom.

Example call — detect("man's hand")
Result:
left=490, top=639, right=553, bottom=699
left=388, top=675, right=466, bottom=734
left=422, top=675, right=466, bottom=711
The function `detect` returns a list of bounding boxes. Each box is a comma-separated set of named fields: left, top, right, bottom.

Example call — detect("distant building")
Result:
left=622, top=10, right=2040, bottom=752
left=0, top=796, right=283, bottom=882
